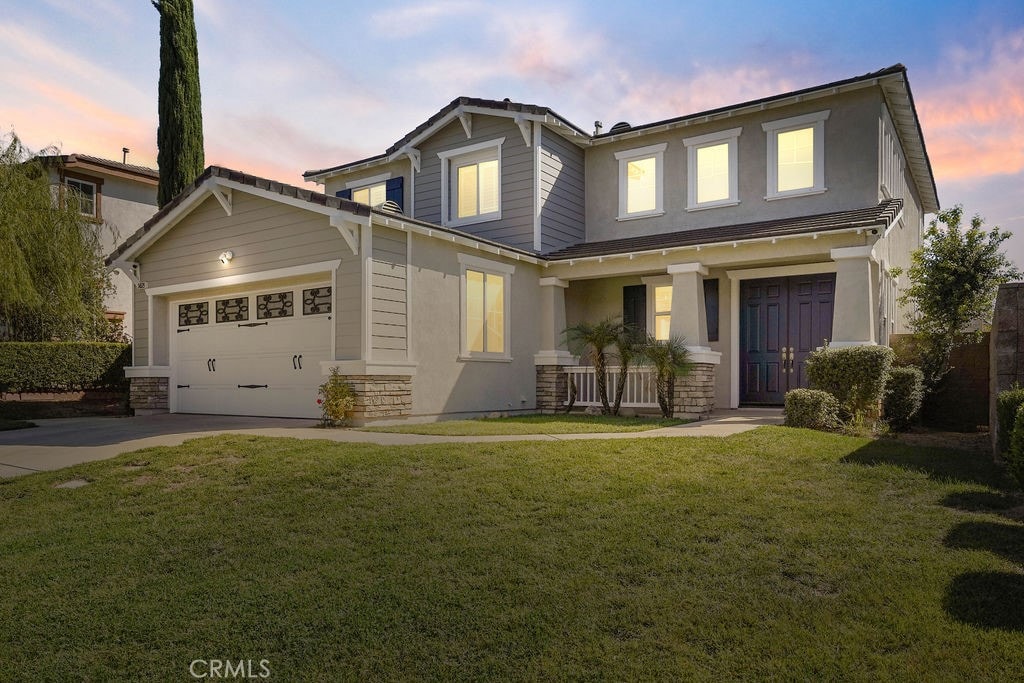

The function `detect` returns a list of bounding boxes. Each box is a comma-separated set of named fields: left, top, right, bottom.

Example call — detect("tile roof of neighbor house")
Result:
left=106, top=166, right=540, bottom=264
left=543, top=198, right=904, bottom=261
left=41, top=153, right=159, bottom=180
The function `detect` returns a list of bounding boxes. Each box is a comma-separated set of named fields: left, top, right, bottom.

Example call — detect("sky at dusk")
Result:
left=2, top=0, right=1023, bottom=264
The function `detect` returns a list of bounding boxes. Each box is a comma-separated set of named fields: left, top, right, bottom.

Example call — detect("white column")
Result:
left=668, top=263, right=721, bottom=365
left=534, top=277, right=575, bottom=365
left=830, top=246, right=877, bottom=346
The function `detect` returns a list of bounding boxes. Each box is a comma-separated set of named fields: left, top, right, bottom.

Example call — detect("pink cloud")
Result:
left=916, top=29, right=1024, bottom=181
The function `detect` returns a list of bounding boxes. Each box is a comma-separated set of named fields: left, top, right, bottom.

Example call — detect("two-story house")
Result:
left=109, top=64, right=937, bottom=422
left=43, top=154, right=159, bottom=338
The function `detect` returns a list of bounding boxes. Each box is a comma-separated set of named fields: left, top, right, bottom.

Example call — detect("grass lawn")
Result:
left=361, top=412, right=687, bottom=435
left=0, top=418, right=35, bottom=431
left=1, top=427, right=1023, bottom=679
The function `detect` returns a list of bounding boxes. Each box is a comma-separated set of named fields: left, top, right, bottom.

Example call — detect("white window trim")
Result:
left=66, top=177, right=97, bottom=217
left=344, top=172, right=391, bottom=190
left=762, top=109, right=830, bottom=200
left=683, top=127, right=741, bottom=211
left=457, top=253, right=513, bottom=361
left=615, top=142, right=667, bottom=220
left=438, top=138, right=505, bottom=228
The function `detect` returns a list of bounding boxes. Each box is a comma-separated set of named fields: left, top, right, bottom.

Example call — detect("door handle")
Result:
left=207, top=358, right=212, bottom=372
left=292, top=354, right=297, bottom=370
left=211, top=358, right=216, bottom=372
left=297, top=354, right=303, bottom=370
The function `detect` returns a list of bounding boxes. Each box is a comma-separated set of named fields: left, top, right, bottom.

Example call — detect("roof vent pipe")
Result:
left=594, top=120, right=603, bottom=135
left=122, top=147, right=129, bottom=163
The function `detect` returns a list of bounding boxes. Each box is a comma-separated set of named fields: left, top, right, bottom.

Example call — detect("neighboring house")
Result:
left=109, top=64, right=937, bottom=422
left=43, top=154, right=159, bottom=337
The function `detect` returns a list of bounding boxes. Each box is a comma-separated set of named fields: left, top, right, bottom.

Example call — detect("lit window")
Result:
left=459, top=254, right=514, bottom=360
left=683, top=127, right=741, bottom=210
left=66, top=178, right=97, bottom=217
left=654, top=285, right=672, bottom=341
left=438, top=138, right=504, bottom=227
left=615, top=143, right=667, bottom=219
left=762, top=110, right=829, bottom=199
left=352, top=182, right=386, bottom=207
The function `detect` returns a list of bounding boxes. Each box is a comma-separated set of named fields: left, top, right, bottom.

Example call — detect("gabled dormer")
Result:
left=304, top=97, right=590, bottom=253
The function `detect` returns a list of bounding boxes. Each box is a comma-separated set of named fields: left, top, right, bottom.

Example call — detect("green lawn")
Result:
left=1, top=427, right=1022, bottom=679
left=361, top=412, right=687, bottom=435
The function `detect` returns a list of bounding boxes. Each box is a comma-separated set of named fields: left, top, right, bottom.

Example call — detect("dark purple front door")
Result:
left=740, top=274, right=836, bottom=405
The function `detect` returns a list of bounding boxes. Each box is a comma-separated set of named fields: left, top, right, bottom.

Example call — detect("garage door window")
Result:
left=178, top=302, right=209, bottom=326
left=257, top=292, right=294, bottom=319
left=302, top=287, right=332, bottom=315
left=216, top=297, right=249, bottom=323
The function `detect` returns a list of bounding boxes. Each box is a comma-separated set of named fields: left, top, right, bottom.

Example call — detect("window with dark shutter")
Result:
left=385, top=177, right=403, bottom=211
left=336, top=189, right=352, bottom=200
left=622, top=285, right=647, bottom=334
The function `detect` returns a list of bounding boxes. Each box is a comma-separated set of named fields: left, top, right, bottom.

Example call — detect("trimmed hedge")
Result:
left=996, top=387, right=1024, bottom=457
left=883, top=366, right=924, bottom=431
left=784, top=389, right=841, bottom=431
left=807, top=345, right=894, bottom=420
left=0, top=342, right=131, bottom=393
left=1008, top=403, right=1024, bottom=488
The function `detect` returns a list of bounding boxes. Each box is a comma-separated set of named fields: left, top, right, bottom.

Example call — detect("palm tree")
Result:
left=638, top=334, right=693, bottom=418
left=563, top=318, right=623, bottom=414
left=611, top=324, right=643, bottom=415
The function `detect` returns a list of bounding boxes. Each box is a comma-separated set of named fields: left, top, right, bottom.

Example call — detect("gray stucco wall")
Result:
left=414, top=116, right=535, bottom=250
left=583, top=88, right=884, bottom=243
left=405, top=232, right=541, bottom=417
left=539, top=128, right=585, bottom=253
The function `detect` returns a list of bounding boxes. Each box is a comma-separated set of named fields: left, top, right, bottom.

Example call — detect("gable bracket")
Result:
left=108, top=260, right=142, bottom=286
left=514, top=114, right=532, bottom=147
left=458, top=111, right=473, bottom=139
left=210, top=184, right=232, bottom=216
left=330, top=213, right=366, bottom=255
left=402, top=146, right=421, bottom=173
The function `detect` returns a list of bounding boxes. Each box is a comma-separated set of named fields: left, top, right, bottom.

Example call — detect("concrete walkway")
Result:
left=0, top=410, right=783, bottom=478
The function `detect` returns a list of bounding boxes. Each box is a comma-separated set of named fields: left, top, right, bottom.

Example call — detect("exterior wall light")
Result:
left=219, top=250, right=234, bottom=264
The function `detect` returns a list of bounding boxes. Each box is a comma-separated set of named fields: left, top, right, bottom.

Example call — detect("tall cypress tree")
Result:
left=153, top=0, right=204, bottom=208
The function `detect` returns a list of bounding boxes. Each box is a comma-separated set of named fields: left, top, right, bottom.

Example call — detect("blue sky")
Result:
left=2, top=0, right=1023, bottom=262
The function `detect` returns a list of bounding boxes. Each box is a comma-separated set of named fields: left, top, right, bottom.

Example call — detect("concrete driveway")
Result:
left=0, top=410, right=783, bottom=478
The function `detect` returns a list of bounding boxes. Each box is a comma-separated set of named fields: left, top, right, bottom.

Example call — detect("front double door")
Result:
left=740, top=274, right=836, bottom=405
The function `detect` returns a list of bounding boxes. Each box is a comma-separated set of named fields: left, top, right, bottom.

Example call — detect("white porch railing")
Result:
left=564, top=366, right=659, bottom=408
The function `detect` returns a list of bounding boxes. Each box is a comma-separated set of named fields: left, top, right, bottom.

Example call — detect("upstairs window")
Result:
left=337, top=174, right=404, bottom=211
left=615, top=143, right=666, bottom=219
left=438, top=138, right=504, bottom=227
left=66, top=177, right=97, bottom=217
left=353, top=182, right=386, bottom=207
left=762, top=110, right=829, bottom=199
left=683, top=127, right=741, bottom=210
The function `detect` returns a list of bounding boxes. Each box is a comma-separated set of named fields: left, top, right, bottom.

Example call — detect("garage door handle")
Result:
left=238, top=322, right=268, bottom=327
left=238, top=384, right=268, bottom=389
left=292, top=354, right=297, bottom=370
left=177, top=328, right=190, bottom=333
left=297, top=354, right=303, bottom=370
left=207, top=358, right=212, bottom=372
left=177, top=384, right=190, bottom=388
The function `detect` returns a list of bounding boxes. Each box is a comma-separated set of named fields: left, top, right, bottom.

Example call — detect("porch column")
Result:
left=830, top=246, right=877, bottom=346
left=667, top=263, right=721, bottom=420
left=535, top=277, right=574, bottom=413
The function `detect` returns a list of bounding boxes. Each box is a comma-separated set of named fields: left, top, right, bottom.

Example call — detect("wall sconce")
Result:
left=219, top=250, right=234, bottom=264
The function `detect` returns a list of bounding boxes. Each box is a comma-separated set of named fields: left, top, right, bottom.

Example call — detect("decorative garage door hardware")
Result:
left=216, top=297, right=249, bottom=323
left=178, top=301, right=209, bottom=326
left=292, top=354, right=303, bottom=370
left=256, top=292, right=294, bottom=319
left=238, top=384, right=269, bottom=389
left=177, top=328, right=190, bottom=333
left=206, top=359, right=217, bottom=371
left=177, top=384, right=190, bottom=388
left=237, top=322, right=268, bottom=327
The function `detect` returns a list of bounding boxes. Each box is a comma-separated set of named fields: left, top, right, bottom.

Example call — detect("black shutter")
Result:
left=703, top=278, right=719, bottom=342
left=385, top=177, right=404, bottom=211
left=623, top=285, right=647, bottom=334
left=336, top=189, right=352, bottom=200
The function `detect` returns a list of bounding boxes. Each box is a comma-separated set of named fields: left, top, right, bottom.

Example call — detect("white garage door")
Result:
left=171, top=284, right=333, bottom=418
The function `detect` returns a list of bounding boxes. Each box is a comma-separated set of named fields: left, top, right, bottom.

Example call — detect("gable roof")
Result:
left=544, top=199, right=903, bottom=261
left=40, top=153, right=159, bottom=184
left=303, top=65, right=938, bottom=213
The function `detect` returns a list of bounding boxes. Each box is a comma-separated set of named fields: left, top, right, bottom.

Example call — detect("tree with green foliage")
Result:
left=897, top=205, right=1020, bottom=391
left=563, top=318, right=623, bottom=415
left=638, top=335, right=692, bottom=418
left=0, top=134, right=114, bottom=341
left=153, top=0, right=204, bottom=208
left=611, top=324, right=643, bottom=416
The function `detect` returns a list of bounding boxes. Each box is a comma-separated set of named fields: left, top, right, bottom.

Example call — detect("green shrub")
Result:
left=807, top=345, right=894, bottom=420
left=784, top=389, right=841, bottom=431
left=0, top=342, right=131, bottom=393
left=317, top=367, right=356, bottom=427
left=1007, top=403, right=1024, bottom=488
left=996, top=386, right=1024, bottom=457
left=883, top=366, right=924, bottom=431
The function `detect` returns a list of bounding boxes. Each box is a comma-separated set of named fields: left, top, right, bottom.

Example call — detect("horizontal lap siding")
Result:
left=415, top=116, right=535, bottom=251
left=133, top=287, right=149, bottom=365
left=372, top=228, right=408, bottom=360
left=539, top=129, right=585, bottom=253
